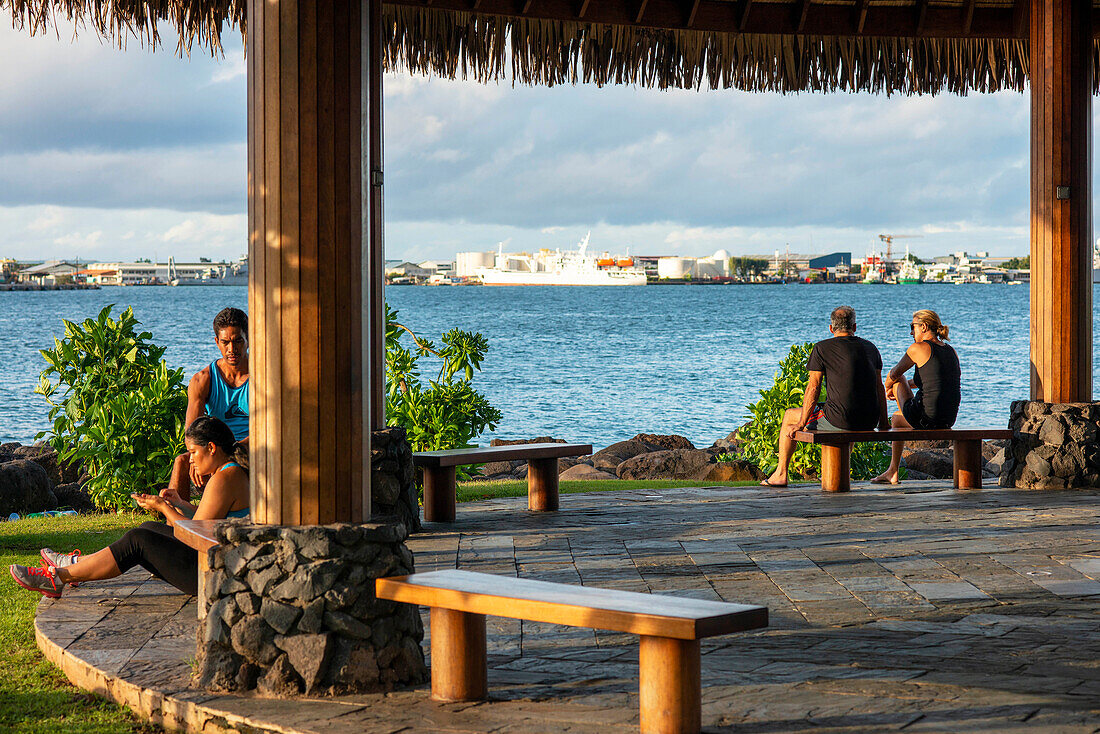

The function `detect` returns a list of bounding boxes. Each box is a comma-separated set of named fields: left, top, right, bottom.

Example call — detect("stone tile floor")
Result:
left=35, top=481, right=1100, bottom=733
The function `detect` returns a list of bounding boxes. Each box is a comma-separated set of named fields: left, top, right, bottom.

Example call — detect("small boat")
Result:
left=617, top=258, right=634, bottom=267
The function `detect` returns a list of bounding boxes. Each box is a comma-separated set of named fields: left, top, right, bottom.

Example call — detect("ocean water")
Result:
left=0, top=283, right=1093, bottom=449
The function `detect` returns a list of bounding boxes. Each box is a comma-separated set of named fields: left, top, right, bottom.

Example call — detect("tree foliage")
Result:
left=738, top=342, right=891, bottom=480
left=36, top=306, right=187, bottom=511
left=1003, top=255, right=1030, bottom=270
left=385, top=305, right=502, bottom=461
left=727, top=256, right=770, bottom=279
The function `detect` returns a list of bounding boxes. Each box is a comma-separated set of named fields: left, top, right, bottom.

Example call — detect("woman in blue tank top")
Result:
left=9, top=417, right=250, bottom=598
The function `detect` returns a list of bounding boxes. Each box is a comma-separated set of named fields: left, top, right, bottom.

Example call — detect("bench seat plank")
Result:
left=413, top=442, right=592, bottom=468
left=794, top=428, right=1011, bottom=444
left=173, top=518, right=223, bottom=554
left=376, top=569, right=767, bottom=639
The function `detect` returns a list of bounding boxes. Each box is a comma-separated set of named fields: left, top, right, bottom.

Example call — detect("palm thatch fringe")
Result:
left=385, top=6, right=1036, bottom=95
left=5, top=0, right=1098, bottom=95
left=2, top=0, right=243, bottom=56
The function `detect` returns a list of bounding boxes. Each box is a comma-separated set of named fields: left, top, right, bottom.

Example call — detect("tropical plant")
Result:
left=36, top=306, right=187, bottom=510
left=385, top=305, right=502, bottom=461
left=738, top=342, right=891, bottom=480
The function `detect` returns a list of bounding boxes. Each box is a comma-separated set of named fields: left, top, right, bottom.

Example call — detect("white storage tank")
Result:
left=658, top=257, right=695, bottom=279
left=455, top=251, right=495, bottom=277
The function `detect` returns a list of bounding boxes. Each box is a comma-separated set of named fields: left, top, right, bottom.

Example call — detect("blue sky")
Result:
left=0, top=20, right=1042, bottom=263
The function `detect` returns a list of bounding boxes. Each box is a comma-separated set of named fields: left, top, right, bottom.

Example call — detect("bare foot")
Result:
left=761, top=473, right=788, bottom=488
left=870, top=471, right=899, bottom=485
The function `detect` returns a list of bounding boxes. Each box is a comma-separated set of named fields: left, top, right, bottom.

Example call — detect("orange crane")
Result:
left=878, top=233, right=923, bottom=261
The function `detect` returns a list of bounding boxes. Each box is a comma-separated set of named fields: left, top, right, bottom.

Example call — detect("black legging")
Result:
left=108, top=521, right=198, bottom=595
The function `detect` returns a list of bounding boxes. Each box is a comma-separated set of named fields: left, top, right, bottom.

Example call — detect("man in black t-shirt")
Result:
left=761, top=305, right=890, bottom=487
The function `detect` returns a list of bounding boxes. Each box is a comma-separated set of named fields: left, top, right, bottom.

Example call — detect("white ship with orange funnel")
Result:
left=474, top=233, right=647, bottom=286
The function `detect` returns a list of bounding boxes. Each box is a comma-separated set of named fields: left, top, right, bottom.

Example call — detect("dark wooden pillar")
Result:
left=368, top=0, right=386, bottom=430
left=1030, top=0, right=1093, bottom=403
left=247, top=0, right=373, bottom=524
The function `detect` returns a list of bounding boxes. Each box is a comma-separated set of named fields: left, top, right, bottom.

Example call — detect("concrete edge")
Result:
left=33, top=611, right=300, bottom=734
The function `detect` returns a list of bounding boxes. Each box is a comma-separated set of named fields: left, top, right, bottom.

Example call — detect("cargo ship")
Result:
left=474, top=233, right=647, bottom=286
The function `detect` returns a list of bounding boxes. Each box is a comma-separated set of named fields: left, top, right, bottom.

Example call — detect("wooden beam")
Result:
left=794, top=0, right=810, bottom=32
left=521, top=0, right=533, bottom=13
left=915, top=0, right=929, bottom=33
left=389, top=0, right=1042, bottom=38
left=634, top=0, right=649, bottom=23
left=963, top=0, right=975, bottom=33
left=685, top=0, right=700, bottom=27
left=1014, top=0, right=1030, bottom=35
left=853, top=0, right=868, bottom=32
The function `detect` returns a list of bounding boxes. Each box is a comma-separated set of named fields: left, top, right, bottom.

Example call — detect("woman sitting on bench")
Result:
left=872, top=309, right=961, bottom=484
left=9, top=416, right=249, bottom=598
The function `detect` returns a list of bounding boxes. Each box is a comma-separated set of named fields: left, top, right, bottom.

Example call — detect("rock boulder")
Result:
left=0, top=460, right=57, bottom=516
left=53, top=482, right=96, bottom=513
left=590, top=439, right=655, bottom=472
left=901, top=449, right=954, bottom=479
left=703, top=461, right=764, bottom=482
left=616, top=449, right=714, bottom=481
left=558, top=464, right=617, bottom=481
left=629, top=433, right=696, bottom=451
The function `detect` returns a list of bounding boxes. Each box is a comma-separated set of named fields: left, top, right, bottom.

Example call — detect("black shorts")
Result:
left=902, top=396, right=952, bottom=431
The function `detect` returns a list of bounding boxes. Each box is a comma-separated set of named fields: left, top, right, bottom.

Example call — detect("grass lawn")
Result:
left=457, top=478, right=761, bottom=502
left=0, top=513, right=162, bottom=733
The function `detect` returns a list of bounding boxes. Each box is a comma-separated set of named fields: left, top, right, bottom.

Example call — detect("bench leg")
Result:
left=429, top=608, right=487, bottom=702
left=528, top=457, right=559, bottom=511
left=820, top=444, right=851, bottom=493
left=639, top=636, right=701, bottom=734
left=197, top=547, right=210, bottom=622
left=423, top=466, right=456, bottom=523
left=953, top=439, right=982, bottom=489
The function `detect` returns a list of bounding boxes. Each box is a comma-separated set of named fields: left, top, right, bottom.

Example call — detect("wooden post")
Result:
left=819, top=444, right=850, bottom=493
left=429, top=608, right=488, bottom=702
left=953, top=439, right=983, bottom=489
left=367, top=0, right=386, bottom=432
left=1030, top=0, right=1092, bottom=403
left=638, top=636, right=702, bottom=734
left=527, top=458, right=560, bottom=511
left=422, top=466, right=456, bottom=523
left=247, top=0, right=372, bottom=524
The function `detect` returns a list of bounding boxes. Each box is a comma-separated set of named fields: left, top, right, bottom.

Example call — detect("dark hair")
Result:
left=185, top=416, right=237, bottom=455
left=831, top=305, right=856, bottom=332
left=213, top=307, right=248, bottom=336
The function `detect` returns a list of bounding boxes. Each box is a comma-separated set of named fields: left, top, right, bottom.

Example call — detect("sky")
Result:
left=0, top=19, right=1050, bottom=264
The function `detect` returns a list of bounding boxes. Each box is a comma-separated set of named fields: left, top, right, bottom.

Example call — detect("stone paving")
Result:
left=35, top=481, right=1100, bottom=733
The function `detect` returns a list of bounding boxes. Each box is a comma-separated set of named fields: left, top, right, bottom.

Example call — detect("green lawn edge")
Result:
left=457, top=478, right=762, bottom=502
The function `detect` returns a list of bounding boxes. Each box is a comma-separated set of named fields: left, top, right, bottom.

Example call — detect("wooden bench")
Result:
left=794, top=427, right=1012, bottom=493
left=413, top=442, right=592, bottom=522
left=376, top=569, right=767, bottom=734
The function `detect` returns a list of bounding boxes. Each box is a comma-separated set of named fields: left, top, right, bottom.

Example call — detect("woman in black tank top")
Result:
left=872, top=309, right=961, bottom=485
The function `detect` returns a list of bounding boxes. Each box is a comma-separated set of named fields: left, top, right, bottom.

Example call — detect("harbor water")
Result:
left=0, top=283, right=1092, bottom=448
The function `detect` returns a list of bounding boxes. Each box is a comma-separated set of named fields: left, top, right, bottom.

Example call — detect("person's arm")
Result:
left=786, top=370, right=824, bottom=438
left=876, top=372, right=890, bottom=430
left=191, top=471, right=247, bottom=521
left=132, top=493, right=192, bottom=528
left=185, top=368, right=211, bottom=428
left=884, top=348, right=918, bottom=391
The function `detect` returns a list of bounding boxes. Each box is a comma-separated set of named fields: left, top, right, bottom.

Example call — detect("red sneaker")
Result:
left=39, top=548, right=81, bottom=588
left=9, top=564, right=63, bottom=598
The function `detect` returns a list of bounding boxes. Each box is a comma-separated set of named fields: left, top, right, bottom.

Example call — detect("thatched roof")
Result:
left=3, top=0, right=1092, bottom=94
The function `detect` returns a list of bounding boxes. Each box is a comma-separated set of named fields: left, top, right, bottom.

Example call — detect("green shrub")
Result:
left=738, top=342, right=891, bottom=480
left=36, top=306, right=187, bottom=511
left=385, top=305, right=502, bottom=467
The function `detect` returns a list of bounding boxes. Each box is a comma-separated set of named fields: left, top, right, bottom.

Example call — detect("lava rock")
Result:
left=703, top=460, right=764, bottom=482
left=51, top=482, right=95, bottom=513
left=0, top=460, right=56, bottom=516
left=901, top=449, right=954, bottom=479
left=616, top=449, right=714, bottom=481
left=558, top=464, right=617, bottom=481
left=630, top=433, right=696, bottom=451
left=590, top=439, right=656, bottom=471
